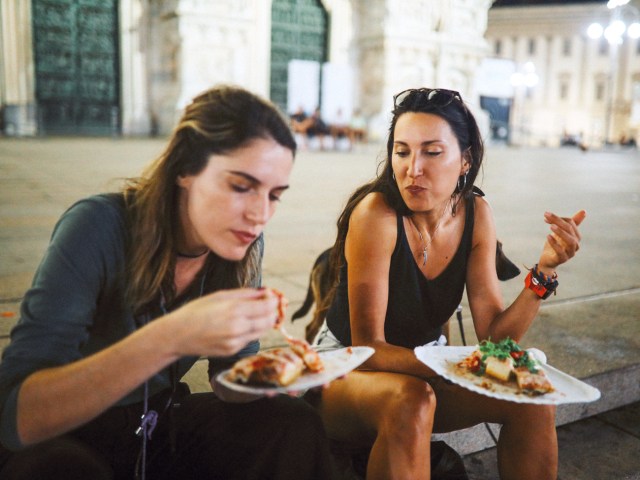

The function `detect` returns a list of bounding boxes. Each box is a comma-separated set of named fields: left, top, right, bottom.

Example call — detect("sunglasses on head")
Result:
left=393, top=88, right=464, bottom=109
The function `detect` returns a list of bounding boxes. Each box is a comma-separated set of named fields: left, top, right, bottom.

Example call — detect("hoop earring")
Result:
left=456, top=171, right=468, bottom=192
left=392, top=172, right=396, bottom=180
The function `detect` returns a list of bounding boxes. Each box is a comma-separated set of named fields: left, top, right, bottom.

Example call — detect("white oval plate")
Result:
left=217, top=346, right=375, bottom=395
left=414, top=345, right=601, bottom=405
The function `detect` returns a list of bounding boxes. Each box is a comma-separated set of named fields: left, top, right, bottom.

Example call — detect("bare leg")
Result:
left=431, top=378, right=557, bottom=480
left=496, top=403, right=557, bottom=479
left=318, top=371, right=436, bottom=480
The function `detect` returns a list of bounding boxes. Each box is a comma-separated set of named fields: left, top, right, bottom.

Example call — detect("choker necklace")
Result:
left=409, top=207, right=447, bottom=267
left=176, top=248, right=209, bottom=259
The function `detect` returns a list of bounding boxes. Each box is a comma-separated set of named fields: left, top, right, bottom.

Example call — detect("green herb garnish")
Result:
left=478, top=338, right=538, bottom=373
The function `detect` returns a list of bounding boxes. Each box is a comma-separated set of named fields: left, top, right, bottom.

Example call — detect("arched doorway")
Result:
left=31, top=0, right=120, bottom=135
left=270, top=0, right=328, bottom=113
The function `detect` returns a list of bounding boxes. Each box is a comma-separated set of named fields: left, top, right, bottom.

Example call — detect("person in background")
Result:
left=312, top=87, right=585, bottom=479
left=305, top=107, right=331, bottom=150
left=348, top=109, right=368, bottom=146
left=619, top=134, right=637, bottom=149
left=0, top=85, right=337, bottom=480
left=329, top=108, right=351, bottom=150
left=290, top=105, right=312, bottom=139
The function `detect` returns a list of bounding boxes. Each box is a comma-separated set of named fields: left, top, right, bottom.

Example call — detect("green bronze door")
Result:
left=270, top=0, right=328, bottom=112
left=32, top=0, right=120, bottom=135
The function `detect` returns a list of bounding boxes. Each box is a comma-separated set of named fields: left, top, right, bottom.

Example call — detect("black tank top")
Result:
left=326, top=197, right=475, bottom=348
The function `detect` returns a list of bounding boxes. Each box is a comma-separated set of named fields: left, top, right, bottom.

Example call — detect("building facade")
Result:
left=0, top=0, right=493, bottom=138
left=486, top=1, right=640, bottom=147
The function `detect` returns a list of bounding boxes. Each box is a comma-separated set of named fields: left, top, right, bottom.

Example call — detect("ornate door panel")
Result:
left=32, top=0, right=119, bottom=135
left=270, top=0, right=328, bottom=112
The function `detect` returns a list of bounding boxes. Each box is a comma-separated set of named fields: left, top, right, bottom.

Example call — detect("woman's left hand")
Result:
left=539, top=210, right=586, bottom=270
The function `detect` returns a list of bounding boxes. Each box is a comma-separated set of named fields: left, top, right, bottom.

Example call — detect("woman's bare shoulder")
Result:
left=345, top=193, right=397, bottom=264
left=348, top=192, right=398, bottom=252
left=352, top=192, right=397, bottom=224
left=473, top=194, right=494, bottom=222
left=471, top=194, right=497, bottom=245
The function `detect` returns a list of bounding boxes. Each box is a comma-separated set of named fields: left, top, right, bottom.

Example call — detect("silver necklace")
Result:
left=409, top=209, right=446, bottom=267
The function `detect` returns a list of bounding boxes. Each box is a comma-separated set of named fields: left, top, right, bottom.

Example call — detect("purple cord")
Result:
left=135, top=380, right=154, bottom=480
left=136, top=409, right=158, bottom=439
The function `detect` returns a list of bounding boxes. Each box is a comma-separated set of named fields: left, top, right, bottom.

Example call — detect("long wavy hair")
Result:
left=123, top=85, right=296, bottom=315
left=319, top=88, right=484, bottom=320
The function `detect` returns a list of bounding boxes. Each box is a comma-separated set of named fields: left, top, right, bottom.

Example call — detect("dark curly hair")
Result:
left=319, top=88, right=485, bottom=320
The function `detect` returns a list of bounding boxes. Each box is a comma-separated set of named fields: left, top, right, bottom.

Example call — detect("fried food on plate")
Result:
left=458, top=338, right=554, bottom=395
left=226, top=288, right=325, bottom=387
left=267, top=287, right=324, bottom=373
left=226, top=347, right=305, bottom=387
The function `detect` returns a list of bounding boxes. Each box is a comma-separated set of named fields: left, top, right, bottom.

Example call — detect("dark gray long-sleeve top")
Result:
left=0, top=194, right=259, bottom=450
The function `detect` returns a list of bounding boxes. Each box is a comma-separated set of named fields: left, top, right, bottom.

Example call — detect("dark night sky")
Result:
left=492, top=0, right=605, bottom=6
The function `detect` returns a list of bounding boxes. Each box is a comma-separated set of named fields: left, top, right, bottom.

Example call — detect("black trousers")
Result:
left=0, top=390, right=338, bottom=480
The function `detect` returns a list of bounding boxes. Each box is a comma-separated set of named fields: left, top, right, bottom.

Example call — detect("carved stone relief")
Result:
left=348, top=0, right=491, bottom=139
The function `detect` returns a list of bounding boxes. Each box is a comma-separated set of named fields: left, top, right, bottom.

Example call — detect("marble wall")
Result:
left=0, top=0, right=37, bottom=136
left=0, top=0, right=493, bottom=136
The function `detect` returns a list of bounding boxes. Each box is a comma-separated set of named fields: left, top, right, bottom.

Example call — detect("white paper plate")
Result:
left=414, top=345, right=601, bottom=405
left=217, top=346, right=375, bottom=394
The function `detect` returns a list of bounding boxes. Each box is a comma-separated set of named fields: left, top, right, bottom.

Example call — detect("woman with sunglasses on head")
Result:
left=0, top=86, right=338, bottom=480
left=312, top=88, right=585, bottom=479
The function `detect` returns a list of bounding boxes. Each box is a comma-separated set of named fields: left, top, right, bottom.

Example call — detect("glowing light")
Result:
left=607, top=0, right=630, bottom=9
left=628, top=22, right=640, bottom=39
left=587, top=23, right=604, bottom=39
left=605, top=20, right=626, bottom=44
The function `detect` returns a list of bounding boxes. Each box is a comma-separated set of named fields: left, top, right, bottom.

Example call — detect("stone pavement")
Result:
left=0, top=137, right=639, bottom=479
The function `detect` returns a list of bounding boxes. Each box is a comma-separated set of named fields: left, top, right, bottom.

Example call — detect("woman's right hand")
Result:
left=167, top=288, right=278, bottom=358
left=538, top=210, right=586, bottom=272
left=14, top=288, right=276, bottom=448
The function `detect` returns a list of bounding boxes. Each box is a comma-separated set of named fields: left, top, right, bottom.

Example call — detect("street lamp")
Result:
left=587, top=1, right=640, bottom=144
left=510, top=61, right=539, bottom=146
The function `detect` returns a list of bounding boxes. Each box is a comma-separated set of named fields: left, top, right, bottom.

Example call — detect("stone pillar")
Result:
left=349, top=0, right=387, bottom=139
left=145, top=0, right=181, bottom=135
left=145, top=0, right=273, bottom=135
left=120, top=0, right=153, bottom=136
left=0, top=0, right=37, bottom=136
left=153, top=0, right=270, bottom=134
left=350, top=0, right=493, bottom=141
left=322, top=0, right=353, bottom=66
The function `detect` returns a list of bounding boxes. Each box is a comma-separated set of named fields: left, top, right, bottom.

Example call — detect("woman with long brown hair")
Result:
left=0, top=86, right=336, bottom=479
left=313, top=88, right=585, bottom=479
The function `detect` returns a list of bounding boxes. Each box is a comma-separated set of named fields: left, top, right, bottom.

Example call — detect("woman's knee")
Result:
left=504, top=402, right=556, bottom=429
left=380, top=378, right=436, bottom=437
left=533, top=404, right=556, bottom=428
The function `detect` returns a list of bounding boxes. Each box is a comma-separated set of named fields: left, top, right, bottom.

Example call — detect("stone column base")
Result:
left=2, top=104, right=38, bottom=137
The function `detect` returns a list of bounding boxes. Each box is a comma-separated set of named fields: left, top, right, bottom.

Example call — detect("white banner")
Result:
left=287, top=60, right=320, bottom=115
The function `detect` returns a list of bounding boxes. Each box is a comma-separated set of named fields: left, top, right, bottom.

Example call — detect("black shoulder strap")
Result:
left=472, top=185, right=485, bottom=197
